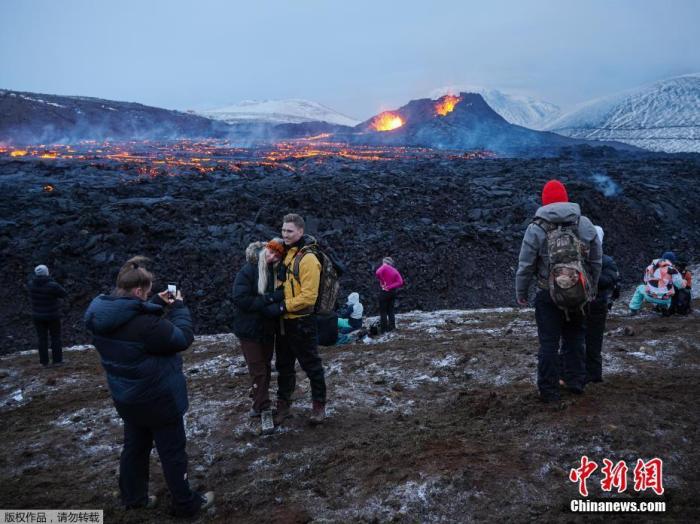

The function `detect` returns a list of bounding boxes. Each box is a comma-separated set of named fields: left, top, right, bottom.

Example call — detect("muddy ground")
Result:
left=1, top=300, right=698, bottom=523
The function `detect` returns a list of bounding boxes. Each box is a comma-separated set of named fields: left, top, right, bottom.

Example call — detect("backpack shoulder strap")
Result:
left=292, top=245, right=319, bottom=280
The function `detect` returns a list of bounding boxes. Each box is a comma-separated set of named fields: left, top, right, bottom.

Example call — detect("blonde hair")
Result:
left=116, top=256, right=153, bottom=293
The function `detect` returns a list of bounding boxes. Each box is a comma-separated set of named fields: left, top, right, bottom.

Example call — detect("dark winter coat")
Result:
left=596, top=254, right=620, bottom=302
left=232, top=248, right=283, bottom=342
left=84, top=294, right=194, bottom=416
left=28, top=275, right=67, bottom=320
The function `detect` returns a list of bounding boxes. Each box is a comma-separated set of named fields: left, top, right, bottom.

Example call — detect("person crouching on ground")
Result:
left=375, top=257, right=404, bottom=333
left=84, top=256, right=214, bottom=516
left=231, top=239, right=286, bottom=433
left=338, top=292, right=364, bottom=333
left=28, top=264, right=68, bottom=367
left=629, top=251, right=686, bottom=315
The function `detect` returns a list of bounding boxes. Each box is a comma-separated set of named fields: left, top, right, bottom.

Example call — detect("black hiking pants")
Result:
left=535, top=290, right=586, bottom=400
left=584, top=299, right=608, bottom=383
left=379, top=289, right=397, bottom=332
left=33, top=317, right=62, bottom=366
left=276, top=316, right=327, bottom=403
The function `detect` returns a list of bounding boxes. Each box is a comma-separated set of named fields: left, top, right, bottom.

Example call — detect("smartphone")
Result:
left=167, top=282, right=177, bottom=299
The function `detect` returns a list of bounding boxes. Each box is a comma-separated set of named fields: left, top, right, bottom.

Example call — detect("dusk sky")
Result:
left=1, top=0, right=699, bottom=119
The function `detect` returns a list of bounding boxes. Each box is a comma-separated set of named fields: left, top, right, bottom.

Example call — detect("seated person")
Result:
left=669, top=259, right=692, bottom=315
left=629, top=251, right=686, bottom=315
left=338, top=292, right=364, bottom=332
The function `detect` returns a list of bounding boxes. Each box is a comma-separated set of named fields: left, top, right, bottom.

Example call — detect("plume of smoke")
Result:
left=590, top=171, right=622, bottom=197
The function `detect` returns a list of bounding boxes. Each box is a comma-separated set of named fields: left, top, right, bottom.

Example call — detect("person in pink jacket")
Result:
left=375, top=257, right=404, bottom=332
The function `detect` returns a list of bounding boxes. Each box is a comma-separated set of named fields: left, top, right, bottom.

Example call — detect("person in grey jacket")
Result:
left=516, top=180, right=602, bottom=402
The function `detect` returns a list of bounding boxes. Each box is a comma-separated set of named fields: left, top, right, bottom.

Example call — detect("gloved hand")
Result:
left=262, top=301, right=285, bottom=318
left=264, top=289, right=285, bottom=304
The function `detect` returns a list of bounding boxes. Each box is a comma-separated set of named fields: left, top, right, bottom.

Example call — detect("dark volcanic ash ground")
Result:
left=1, top=304, right=698, bottom=522
left=1, top=150, right=699, bottom=352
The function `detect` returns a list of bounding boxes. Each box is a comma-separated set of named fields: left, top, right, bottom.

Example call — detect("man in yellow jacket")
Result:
left=275, top=213, right=327, bottom=424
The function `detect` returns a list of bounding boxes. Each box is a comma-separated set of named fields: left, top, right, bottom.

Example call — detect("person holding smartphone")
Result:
left=84, top=256, right=214, bottom=516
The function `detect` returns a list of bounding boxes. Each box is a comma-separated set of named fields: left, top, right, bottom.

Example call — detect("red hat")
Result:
left=541, top=180, right=569, bottom=205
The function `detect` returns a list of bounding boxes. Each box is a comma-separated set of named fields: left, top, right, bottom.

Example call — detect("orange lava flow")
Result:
left=435, top=95, right=461, bottom=116
left=371, top=112, right=404, bottom=132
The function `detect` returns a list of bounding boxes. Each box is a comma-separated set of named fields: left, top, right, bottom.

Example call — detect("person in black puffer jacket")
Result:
left=584, top=226, right=621, bottom=383
left=28, top=264, right=67, bottom=367
left=84, top=256, right=213, bottom=516
left=232, top=239, right=285, bottom=424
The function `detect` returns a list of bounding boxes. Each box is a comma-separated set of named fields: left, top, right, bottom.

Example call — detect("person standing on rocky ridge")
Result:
left=515, top=180, right=602, bottom=403
left=27, top=264, right=67, bottom=367
left=231, top=238, right=286, bottom=434
left=275, top=213, right=328, bottom=425
left=375, top=257, right=404, bottom=333
left=84, top=256, right=214, bottom=516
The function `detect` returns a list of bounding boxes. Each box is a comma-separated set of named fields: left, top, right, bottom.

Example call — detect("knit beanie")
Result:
left=661, top=251, right=676, bottom=263
left=541, top=180, right=569, bottom=206
left=266, top=238, right=286, bottom=257
left=35, top=265, right=49, bottom=276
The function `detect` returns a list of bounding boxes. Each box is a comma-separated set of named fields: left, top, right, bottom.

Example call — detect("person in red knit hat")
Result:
left=515, top=179, right=602, bottom=403
left=541, top=179, right=569, bottom=205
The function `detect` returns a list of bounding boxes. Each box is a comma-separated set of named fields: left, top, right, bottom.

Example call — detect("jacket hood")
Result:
left=347, top=292, right=360, bottom=305
left=245, top=241, right=266, bottom=264
left=84, top=294, right=162, bottom=335
left=535, top=202, right=581, bottom=223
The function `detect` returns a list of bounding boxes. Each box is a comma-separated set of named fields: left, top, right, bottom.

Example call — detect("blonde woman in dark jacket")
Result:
left=232, top=239, right=285, bottom=432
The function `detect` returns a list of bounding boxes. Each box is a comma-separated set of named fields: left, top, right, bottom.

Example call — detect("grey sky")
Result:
left=1, top=0, right=698, bottom=119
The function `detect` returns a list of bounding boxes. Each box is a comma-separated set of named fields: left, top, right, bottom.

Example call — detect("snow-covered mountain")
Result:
left=429, top=86, right=561, bottom=129
left=546, top=73, right=700, bottom=153
left=199, top=99, right=360, bottom=126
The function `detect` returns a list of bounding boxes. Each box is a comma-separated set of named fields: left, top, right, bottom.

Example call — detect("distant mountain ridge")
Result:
left=546, top=74, right=700, bottom=153
left=0, top=89, right=229, bottom=144
left=199, top=99, right=360, bottom=126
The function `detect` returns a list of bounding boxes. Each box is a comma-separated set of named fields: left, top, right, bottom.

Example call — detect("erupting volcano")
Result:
left=434, top=94, right=461, bottom=116
left=370, top=112, right=404, bottom=132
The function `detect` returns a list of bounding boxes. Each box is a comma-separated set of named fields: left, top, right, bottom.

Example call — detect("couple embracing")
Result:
left=232, top=213, right=327, bottom=433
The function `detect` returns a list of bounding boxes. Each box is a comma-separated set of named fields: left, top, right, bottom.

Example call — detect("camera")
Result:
left=167, top=282, right=177, bottom=299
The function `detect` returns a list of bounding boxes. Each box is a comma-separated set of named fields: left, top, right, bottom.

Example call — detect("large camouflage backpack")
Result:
left=534, top=218, right=594, bottom=314
left=291, top=243, right=343, bottom=315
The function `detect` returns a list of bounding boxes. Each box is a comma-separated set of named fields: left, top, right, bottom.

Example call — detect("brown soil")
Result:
left=1, top=304, right=698, bottom=523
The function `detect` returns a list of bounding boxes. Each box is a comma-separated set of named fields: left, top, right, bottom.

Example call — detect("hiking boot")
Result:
left=628, top=308, right=639, bottom=316
left=309, top=400, right=326, bottom=425
left=248, top=408, right=261, bottom=418
left=199, top=491, right=215, bottom=511
left=124, top=494, right=157, bottom=510
left=260, top=409, right=274, bottom=435
left=273, top=400, right=291, bottom=425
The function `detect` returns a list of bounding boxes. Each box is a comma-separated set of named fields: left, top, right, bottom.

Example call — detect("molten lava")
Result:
left=371, top=112, right=404, bottom=132
left=10, top=150, right=28, bottom=157
left=435, top=95, right=461, bottom=116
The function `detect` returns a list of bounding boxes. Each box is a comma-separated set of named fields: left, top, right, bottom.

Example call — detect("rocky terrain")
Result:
left=1, top=149, right=699, bottom=353
left=1, top=303, right=698, bottom=522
